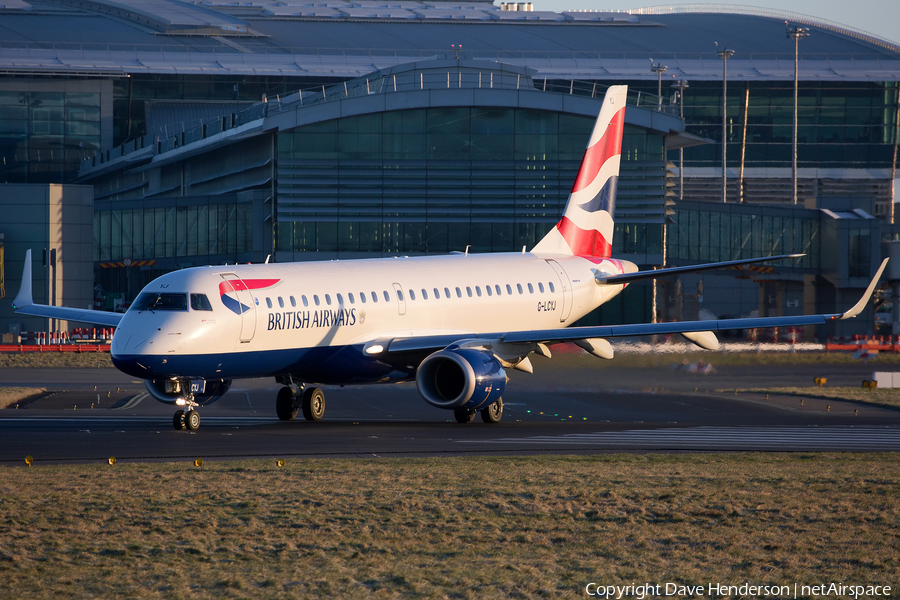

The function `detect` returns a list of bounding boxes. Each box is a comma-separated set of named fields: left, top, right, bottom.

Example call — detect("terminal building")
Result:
left=0, top=0, right=898, bottom=337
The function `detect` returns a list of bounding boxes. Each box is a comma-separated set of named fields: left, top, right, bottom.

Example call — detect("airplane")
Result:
left=12, top=85, right=888, bottom=430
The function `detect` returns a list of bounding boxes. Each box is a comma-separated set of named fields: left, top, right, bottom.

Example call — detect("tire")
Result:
left=173, top=409, right=186, bottom=430
left=185, top=409, right=201, bottom=431
left=301, top=387, right=325, bottom=422
left=276, top=386, right=298, bottom=421
left=480, top=399, right=503, bottom=424
left=454, top=408, right=476, bottom=424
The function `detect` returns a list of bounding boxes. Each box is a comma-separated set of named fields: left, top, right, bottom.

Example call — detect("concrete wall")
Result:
left=0, top=184, right=94, bottom=336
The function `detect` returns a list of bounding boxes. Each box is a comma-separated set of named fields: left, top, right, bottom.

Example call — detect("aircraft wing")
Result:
left=385, top=257, right=887, bottom=355
left=595, top=253, right=804, bottom=285
left=12, top=250, right=124, bottom=328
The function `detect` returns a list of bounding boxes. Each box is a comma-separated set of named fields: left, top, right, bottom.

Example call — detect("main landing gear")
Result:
left=454, top=399, right=503, bottom=424
left=276, top=384, right=325, bottom=422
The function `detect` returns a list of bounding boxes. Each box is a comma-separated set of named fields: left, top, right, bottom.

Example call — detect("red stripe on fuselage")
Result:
left=570, top=106, right=626, bottom=194
left=556, top=216, right=612, bottom=258
left=218, top=278, right=280, bottom=296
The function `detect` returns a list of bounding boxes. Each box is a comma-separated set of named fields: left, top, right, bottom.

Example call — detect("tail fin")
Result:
left=532, top=85, right=627, bottom=258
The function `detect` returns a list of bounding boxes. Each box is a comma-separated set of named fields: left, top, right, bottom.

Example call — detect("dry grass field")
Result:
left=1, top=454, right=898, bottom=599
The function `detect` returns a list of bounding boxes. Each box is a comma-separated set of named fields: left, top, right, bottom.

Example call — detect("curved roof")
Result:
left=0, top=0, right=897, bottom=80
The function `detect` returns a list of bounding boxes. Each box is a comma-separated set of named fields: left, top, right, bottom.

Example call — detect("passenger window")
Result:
left=349, top=293, right=355, bottom=304
left=422, top=289, right=428, bottom=300
left=337, top=293, right=343, bottom=305
left=397, top=289, right=404, bottom=301
left=190, top=293, right=213, bottom=311
left=302, top=295, right=309, bottom=307
left=517, top=283, right=523, bottom=294
left=475, top=286, right=482, bottom=297
left=445, top=287, right=451, bottom=298
left=486, top=286, right=492, bottom=297
left=455, top=287, right=462, bottom=298
left=408, top=289, right=415, bottom=300
left=549, top=282, right=555, bottom=293
left=434, top=288, right=440, bottom=299
left=265, top=298, right=273, bottom=309
left=360, top=292, right=366, bottom=304
left=383, top=291, right=390, bottom=301
left=466, top=287, right=473, bottom=298
left=496, top=285, right=502, bottom=296
left=313, top=295, right=320, bottom=306
left=538, top=283, right=545, bottom=293
left=372, top=291, right=378, bottom=303
left=527, top=283, right=534, bottom=293
left=290, top=296, right=296, bottom=308
left=278, top=297, right=285, bottom=308
left=325, top=294, right=332, bottom=305
left=506, top=284, right=512, bottom=295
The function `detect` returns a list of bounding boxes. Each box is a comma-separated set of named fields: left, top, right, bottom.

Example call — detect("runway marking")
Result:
left=113, top=393, right=148, bottom=410
left=458, top=426, right=900, bottom=451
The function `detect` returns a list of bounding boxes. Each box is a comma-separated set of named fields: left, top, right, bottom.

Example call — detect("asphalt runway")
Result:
left=2, top=354, right=900, bottom=464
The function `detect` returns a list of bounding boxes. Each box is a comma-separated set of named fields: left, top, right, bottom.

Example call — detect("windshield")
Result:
left=131, top=293, right=188, bottom=312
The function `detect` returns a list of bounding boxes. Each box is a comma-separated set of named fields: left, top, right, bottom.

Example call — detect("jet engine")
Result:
left=145, top=378, right=232, bottom=406
left=416, top=347, right=507, bottom=410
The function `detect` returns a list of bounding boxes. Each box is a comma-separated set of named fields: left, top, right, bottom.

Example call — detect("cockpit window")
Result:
left=191, top=294, right=213, bottom=311
left=132, top=293, right=188, bottom=312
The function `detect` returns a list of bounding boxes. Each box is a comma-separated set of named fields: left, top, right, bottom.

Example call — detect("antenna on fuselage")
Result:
left=464, top=245, right=470, bottom=256
left=265, top=255, right=271, bottom=264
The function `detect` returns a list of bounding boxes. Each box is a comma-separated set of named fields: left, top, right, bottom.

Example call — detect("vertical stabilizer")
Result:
left=532, top=85, right=627, bottom=258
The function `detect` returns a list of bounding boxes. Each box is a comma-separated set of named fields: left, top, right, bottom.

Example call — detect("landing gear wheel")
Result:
left=185, top=409, right=201, bottom=431
left=454, top=408, right=476, bottom=424
left=480, top=399, right=504, bottom=424
left=301, top=387, right=325, bottom=422
left=276, top=386, right=298, bottom=421
left=173, top=409, right=186, bottom=430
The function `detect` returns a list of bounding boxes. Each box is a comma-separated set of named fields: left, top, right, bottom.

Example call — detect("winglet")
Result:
left=12, top=249, right=34, bottom=309
left=838, top=257, right=888, bottom=320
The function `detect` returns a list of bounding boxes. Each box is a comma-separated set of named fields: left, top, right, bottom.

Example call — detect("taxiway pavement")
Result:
left=2, top=355, right=898, bottom=464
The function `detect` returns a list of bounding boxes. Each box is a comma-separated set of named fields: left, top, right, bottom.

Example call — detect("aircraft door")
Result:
left=220, top=273, right=257, bottom=343
left=546, top=259, right=573, bottom=322
left=392, top=283, right=407, bottom=316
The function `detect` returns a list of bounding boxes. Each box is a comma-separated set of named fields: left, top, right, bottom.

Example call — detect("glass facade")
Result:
left=668, top=200, right=820, bottom=270
left=113, top=74, right=344, bottom=146
left=683, top=81, right=899, bottom=169
left=276, top=108, right=666, bottom=255
left=0, top=90, right=101, bottom=183
left=93, top=201, right=252, bottom=262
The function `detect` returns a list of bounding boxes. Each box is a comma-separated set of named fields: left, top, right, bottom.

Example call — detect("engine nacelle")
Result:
left=416, top=347, right=507, bottom=410
left=145, top=378, right=232, bottom=406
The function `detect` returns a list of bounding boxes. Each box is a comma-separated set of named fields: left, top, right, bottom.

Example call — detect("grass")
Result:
left=0, top=387, right=44, bottom=409
left=729, top=386, right=900, bottom=410
left=0, top=454, right=898, bottom=598
left=0, top=352, right=112, bottom=369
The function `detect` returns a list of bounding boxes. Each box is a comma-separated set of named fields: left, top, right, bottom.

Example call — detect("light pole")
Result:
left=786, top=24, right=809, bottom=205
left=651, top=60, right=667, bottom=110
left=671, top=79, right=689, bottom=200
left=716, top=45, right=734, bottom=203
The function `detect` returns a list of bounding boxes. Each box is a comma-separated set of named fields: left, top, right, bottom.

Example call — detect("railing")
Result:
left=79, top=70, right=679, bottom=176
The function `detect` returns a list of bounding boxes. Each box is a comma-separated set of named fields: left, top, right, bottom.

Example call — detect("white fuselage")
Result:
left=110, top=252, right=634, bottom=384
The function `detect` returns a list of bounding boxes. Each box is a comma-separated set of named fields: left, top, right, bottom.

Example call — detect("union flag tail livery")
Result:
left=532, top=84, right=627, bottom=258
